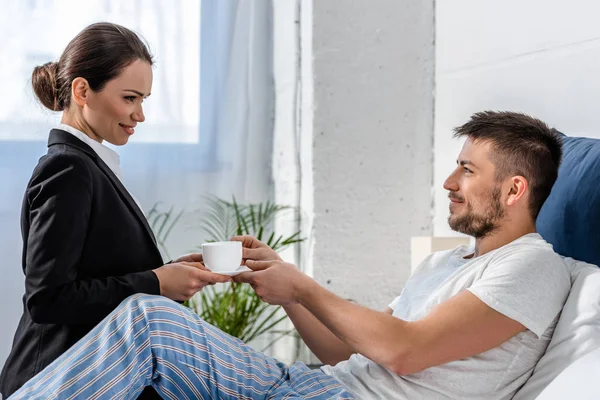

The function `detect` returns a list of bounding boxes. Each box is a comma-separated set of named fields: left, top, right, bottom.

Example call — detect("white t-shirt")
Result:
left=323, top=233, right=570, bottom=400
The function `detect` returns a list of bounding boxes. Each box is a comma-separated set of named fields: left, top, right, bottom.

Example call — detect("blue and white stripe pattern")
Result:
left=8, top=294, right=355, bottom=399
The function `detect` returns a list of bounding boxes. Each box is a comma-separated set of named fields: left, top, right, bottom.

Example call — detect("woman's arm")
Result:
left=24, top=153, right=229, bottom=325
left=23, top=152, right=157, bottom=324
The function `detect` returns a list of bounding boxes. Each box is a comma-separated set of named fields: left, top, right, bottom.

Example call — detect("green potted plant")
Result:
left=189, top=196, right=303, bottom=349
left=147, top=202, right=184, bottom=261
left=148, top=196, right=304, bottom=350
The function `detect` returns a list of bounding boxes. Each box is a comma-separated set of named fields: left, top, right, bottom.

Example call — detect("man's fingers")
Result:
left=242, top=247, right=271, bottom=260
left=242, top=248, right=253, bottom=258
left=231, top=235, right=266, bottom=249
left=194, top=269, right=232, bottom=283
left=233, top=271, right=255, bottom=284
left=245, top=259, right=273, bottom=271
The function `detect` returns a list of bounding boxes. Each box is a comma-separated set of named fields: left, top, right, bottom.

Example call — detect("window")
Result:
left=0, top=0, right=200, bottom=144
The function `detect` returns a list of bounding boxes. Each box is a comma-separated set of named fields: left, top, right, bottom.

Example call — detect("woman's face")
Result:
left=82, top=59, right=153, bottom=145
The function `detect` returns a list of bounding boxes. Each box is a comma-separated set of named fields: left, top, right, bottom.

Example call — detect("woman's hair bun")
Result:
left=31, top=62, right=62, bottom=111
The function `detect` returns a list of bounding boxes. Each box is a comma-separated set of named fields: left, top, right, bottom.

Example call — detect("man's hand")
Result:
left=231, top=235, right=282, bottom=263
left=233, top=259, right=311, bottom=306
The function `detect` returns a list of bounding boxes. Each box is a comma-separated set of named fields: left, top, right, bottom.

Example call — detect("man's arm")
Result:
left=282, top=305, right=394, bottom=366
left=236, top=260, right=526, bottom=376
left=297, top=278, right=526, bottom=375
left=230, top=235, right=354, bottom=365
left=283, top=304, right=354, bottom=365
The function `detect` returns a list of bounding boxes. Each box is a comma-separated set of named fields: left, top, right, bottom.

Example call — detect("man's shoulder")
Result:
left=493, top=233, right=563, bottom=263
left=483, top=235, right=570, bottom=287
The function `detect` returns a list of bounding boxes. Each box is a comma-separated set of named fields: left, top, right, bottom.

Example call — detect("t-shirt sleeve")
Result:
left=467, top=247, right=570, bottom=338
left=388, top=295, right=402, bottom=311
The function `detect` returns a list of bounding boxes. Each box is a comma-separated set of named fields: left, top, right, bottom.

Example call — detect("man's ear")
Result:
left=506, top=176, right=528, bottom=206
left=71, top=77, right=91, bottom=107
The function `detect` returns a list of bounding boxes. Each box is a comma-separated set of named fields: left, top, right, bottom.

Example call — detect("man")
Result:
left=8, top=111, right=570, bottom=400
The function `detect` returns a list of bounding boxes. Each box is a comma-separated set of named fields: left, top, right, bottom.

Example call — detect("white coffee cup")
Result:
left=202, top=241, right=242, bottom=273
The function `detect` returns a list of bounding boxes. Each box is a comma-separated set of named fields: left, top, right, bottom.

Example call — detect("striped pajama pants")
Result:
left=8, top=294, right=355, bottom=400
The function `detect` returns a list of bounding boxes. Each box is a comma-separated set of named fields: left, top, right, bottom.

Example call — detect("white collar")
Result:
left=57, top=123, right=123, bottom=181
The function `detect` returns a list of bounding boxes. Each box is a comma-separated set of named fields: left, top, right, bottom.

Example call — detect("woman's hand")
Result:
left=172, top=253, right=204, bottom=264
left=152, top=261, right=231, bottom=301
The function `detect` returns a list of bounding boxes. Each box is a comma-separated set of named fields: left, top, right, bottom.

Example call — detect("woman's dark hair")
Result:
left=454, top=111, right=563, bottom=220
left=31, top=22, right=153, bottom=111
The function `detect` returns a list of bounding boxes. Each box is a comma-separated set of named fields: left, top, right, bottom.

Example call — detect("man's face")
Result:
left=443, top=138, right=505, bottom=238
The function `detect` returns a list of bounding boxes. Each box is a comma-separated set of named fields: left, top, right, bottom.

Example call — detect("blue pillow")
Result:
left=537, top=132, right=600, bottom=267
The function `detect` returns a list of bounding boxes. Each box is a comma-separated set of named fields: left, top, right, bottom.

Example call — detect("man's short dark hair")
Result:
left=454, top=111, right=563, bottom=221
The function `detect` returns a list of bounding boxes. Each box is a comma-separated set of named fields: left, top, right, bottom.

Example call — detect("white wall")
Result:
left=310, top=0, right=435, bottom=309
left=434, top=0, right=600, bottom=236
left=270, top=0, right=312, bottom=365
left=272, top=0, right=315, bottom=278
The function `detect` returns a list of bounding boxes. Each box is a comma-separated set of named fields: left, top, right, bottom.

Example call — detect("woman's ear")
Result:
left=71, top=77, right=91, bottom=107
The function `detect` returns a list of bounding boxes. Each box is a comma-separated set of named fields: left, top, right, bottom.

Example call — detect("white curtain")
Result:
left=0, top=0, right=274, bottom=370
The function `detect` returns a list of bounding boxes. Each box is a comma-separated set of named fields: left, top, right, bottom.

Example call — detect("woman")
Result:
left=0, top=22, right=230, bottom=399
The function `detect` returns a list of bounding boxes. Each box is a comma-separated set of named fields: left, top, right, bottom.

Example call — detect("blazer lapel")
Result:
left=48, top=129, right=159, bottom=249
left=93, top=159, right=159, bottom=247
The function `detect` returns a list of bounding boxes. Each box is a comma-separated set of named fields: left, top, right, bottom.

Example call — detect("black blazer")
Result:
left=0, top=129, right=164, bottom=398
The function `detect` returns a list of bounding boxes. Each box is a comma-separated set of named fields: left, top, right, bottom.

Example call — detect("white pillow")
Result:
left=534, top=346, right=600, bottom=400
left=513, top=258, right=600, bottom=400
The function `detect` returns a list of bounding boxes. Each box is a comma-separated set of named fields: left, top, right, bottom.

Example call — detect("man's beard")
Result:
left=448, top=186, right=504, bottom=239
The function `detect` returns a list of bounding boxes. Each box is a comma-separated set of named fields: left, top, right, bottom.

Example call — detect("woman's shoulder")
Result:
left=30, top=147, right=93, bottom=185
left=40, top=142, right=94, bottom=167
